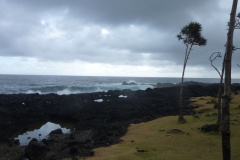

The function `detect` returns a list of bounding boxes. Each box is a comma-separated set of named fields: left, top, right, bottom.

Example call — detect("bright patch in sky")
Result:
left=40, top=20, right=46, bottom=25
left=101, top=28, right=109, bottom=35
left=142, top=53, right=151, bottom=57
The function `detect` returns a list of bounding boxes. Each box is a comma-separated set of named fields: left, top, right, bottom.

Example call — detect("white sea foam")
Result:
left=95, top=86, right=104, bottom=92
left=127, top=80, right=137, bottom=84
left=119, top=95, right=127, bottom=98
left=94, top=99, right=103, bottom=102
left=25, top=83, right=153, bottom=95
left=57, top=89, right=72, bottom=95
left=56, top=89, right=82, bottom=95
left=26, top=90, right=42, bottom=94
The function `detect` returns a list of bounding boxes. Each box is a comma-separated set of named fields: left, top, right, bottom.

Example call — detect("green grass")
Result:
left=77, top=95, right=240, bottom=160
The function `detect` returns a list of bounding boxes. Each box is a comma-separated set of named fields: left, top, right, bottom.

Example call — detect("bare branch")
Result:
left=234, top=13, right=240, bottom=29
left=209, top=52, right=222, bottom=77
left=233, top=46, right=240, bottom=51
left=235, top=18, right=240, bottom=29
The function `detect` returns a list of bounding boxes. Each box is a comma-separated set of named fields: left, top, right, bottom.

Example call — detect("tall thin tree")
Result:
left=209, top=52, right=225, bottom=125
left=177, top=22, right=207, bottom=123
left=222, top=0, right=238, bottom=159
left=209, top=12, right=240, bottom=126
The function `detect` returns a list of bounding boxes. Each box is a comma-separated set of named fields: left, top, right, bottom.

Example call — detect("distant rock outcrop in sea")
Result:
left=155, top=81, right=209, bottom=88
left=122, top=82, right=138, bottom=85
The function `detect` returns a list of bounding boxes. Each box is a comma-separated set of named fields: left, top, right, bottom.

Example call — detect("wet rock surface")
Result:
left=0, top=84, right=240, bottom=159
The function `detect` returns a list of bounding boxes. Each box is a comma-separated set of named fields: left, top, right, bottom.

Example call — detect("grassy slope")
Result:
left=77, top=94, right=240, bottom=160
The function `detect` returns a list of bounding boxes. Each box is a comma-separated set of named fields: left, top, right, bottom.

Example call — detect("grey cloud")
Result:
left=0, top=0, right=238, bottom=71
left=9, top=0, right=217, bottom=30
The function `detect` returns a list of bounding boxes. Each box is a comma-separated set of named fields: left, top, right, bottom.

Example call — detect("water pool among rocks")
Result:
left=15, top=122, right=71, bottom=146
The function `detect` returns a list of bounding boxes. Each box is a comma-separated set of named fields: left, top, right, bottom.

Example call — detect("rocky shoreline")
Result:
left=1, top=83, right=240, bottom=159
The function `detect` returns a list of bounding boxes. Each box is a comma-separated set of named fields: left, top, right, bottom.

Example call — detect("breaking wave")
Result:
left=4, top=75, right=227, bottom=95
left=26, top=83, right=154, bottom=95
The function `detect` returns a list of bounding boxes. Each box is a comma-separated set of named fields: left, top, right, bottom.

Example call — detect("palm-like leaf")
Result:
left=178, top=22, right=207, bottom=46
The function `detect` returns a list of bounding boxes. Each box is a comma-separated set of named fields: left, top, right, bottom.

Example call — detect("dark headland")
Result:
left=1, top=83, right=240, bottom=159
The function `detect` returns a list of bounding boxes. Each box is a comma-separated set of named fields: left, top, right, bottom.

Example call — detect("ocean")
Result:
left=1, top=74, right=240, bottom=95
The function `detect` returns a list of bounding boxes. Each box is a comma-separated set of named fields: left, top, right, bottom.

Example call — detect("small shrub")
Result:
left=210, top=98, right=217, bottom=104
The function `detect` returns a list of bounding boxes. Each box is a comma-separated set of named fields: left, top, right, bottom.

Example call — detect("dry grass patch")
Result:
left=191, top=96, right=217, bottom=114
left=77, top=94, right=240, bottom=160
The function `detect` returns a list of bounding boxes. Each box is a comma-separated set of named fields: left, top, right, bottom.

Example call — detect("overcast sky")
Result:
left=0, top=0, right=240, bottom=78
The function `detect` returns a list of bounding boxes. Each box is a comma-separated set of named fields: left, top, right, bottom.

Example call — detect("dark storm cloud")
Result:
left=0, top=0, right=237, bottom=70
left=9, top=0, right=216, bottom=30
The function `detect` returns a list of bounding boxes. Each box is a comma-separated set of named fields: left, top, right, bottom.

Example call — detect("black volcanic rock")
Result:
left=167, top=129, right=184, bottom=133
left=1, top=83, right=240, bottom=159
left=49, top=128, right=63, bottom=135
left=122, top=82, right=137, bottom=85
left=201, top=124, right=220, bottom=132
left=24, top=138, right=48, bottom=160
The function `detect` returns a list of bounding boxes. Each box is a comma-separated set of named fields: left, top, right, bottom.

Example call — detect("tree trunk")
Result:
left=179, top=44, right=192, bottom=123
left=217, top=54, right=225, bottom=125
left=222, top=0, right=238, bottom=159
left=179, top=59, right=187, bottom=123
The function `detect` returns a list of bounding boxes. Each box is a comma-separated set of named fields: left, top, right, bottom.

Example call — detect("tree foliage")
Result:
left=177, top=22, right=207, bottom=47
